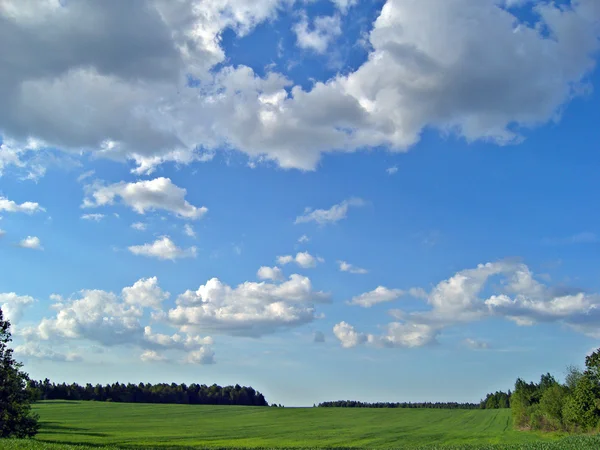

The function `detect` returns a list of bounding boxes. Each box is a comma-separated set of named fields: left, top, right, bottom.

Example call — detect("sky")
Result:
left=1, top=0, right=600, bottom=407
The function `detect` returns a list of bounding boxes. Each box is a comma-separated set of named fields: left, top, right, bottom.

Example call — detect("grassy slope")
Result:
left=11, top=401, right=564, bottom=449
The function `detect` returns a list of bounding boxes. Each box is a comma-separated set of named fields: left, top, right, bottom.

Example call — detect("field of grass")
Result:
left=2, top=401, right=599, bottom=449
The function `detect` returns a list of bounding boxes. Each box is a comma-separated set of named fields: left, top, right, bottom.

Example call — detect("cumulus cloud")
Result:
left=0, top=292, right=35, bottom=324
left=81, top=213, right=105, bottom=222
left=1, top=1, right=598, bottom=174
left=18, top=236, right=42, bottom=250
left=83, top=177, right=207, bottom=220
left=293, top=13, right=342, bottom=53
left=167, top=274, right=330, bottom=337
left=295, top=198, right=365, bottom=225
left=333, top=320, right=437, bottom=349
left=333, top=321, right=368, bottom=348
left=257, top=266, right=284, bottom=281
left=14, top=342, right=82, bottom=362
left=277, top=252, right=324, bottom=268
left=128, top=236, right=197, bottom=261
left=338, top=260, right=368, bottom=274
left=0, top=196, right=44, bottom=214
left=140, top=350, right=168, bottom=363
left=348, top=286, right=404, bottom=307
left=20, top=277, right=214, bottom=362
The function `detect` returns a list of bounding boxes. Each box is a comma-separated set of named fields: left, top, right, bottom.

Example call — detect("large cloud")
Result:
left=0, top=292, right=35, bottom=324
left=1, top=1, right=598, bottom=175
left=167, top=274, right=331, bottom=337
left=21, top=277, right=214, bottom=364
left=335, top=260, right=600, bottom=348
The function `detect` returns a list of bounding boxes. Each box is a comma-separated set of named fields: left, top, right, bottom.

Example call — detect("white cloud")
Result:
left=348, top=286, right=403, bottom=307
left=293, top=13, right=342, bottom=54
left=298, top=234, right=310, bottom=243
left=167, top=274, right=330, bottom=337
left=0, top=196, right=44, bottom=214
left=77, top=170, right=95, bottom=183
left=18, top=236, right=43, bottom=250
left=277, top=251, right=324, bottom=268
left=257, top=266, right=284, bottom=281
left=295, top=198, right=365, bottom=225
left=14, top=342, right=82, bottom=362
left=185, top=347, right=216, bottom=365
left=333, top=322, right=368, bottom=348
left=184, top=224, right=196, bottom=238
left=21, top=277, right=214, bottom=361
left=330, top=0, right=357, bottom=13
left=121, top=277, right=169, bottom=309
left=128, top=236, right=197, bottom=261
left=543, top=232, right=599, bottom=245
left=81, top=213, right=105, bottom=222
left=0, top=292, right=35, bottom=324
left=0, top=229, right=5, bottom=237
left=1, top=1, right=598, bottom=174
left=386, top=166, right=398, bottom=175
left=83, top=177, right=207, bottom=220
left=463, top=338, right=490, bottom=350
left=140, top=350, right=168, bottom=363
left=131, top=222, right=147, bottom=231
left=338, top=260, right=368, bottom=274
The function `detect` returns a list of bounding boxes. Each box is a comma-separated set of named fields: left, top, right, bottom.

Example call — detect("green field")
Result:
left=3, top=401, right=599, bottom=449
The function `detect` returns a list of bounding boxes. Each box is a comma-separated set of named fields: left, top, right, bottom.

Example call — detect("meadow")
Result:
left=3, top=401, right=600, bottom=449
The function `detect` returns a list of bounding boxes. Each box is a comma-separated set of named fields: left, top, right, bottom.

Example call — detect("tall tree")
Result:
left=0, top=308, right=39, bottom=438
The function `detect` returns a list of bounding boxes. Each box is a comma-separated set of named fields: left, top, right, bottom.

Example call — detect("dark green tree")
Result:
left=0, top=308, right=40, bottom=438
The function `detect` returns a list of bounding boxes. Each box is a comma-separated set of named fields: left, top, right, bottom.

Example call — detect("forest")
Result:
left=26, top=379, right=269, bottom=406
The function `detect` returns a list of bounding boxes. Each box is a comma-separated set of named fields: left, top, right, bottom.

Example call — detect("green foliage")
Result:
left=0, top=308, right=40, bottom=438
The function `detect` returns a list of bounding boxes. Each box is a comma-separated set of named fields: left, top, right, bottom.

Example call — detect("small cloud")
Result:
left=295, top=198, right=365, bottom=226
left=542, top=232, right=598, bottom=246
left=277, top=252, right=323, bottom=268
left=128, top=236, right=196, bottom=261
left=298, top=235, right=310, bottom=243
left=463, top=338, right=490, bottom=350
left=184, top=224, right=196, bottom=238
left=77, top=170, right=95, bottom=183
left=140, top=350, right=168, bottom=363
left=386, top=166, right=398, bottom=175
left=18, top=236, right=43, bottom=250
left=131, top=222, right=147, bottom=231
left=313, top=330, right=325, bottom=343
left=257, top=266, right=284, bottom=281
left=0, top=229, right=5, bottom=237
left=348, top=286, right=404, bottom=308
left=338, top=260, right=368, bottom=274
left=81, top=213, right=105, bottom=222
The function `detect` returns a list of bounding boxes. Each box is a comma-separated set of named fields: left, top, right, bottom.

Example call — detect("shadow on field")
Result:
left=40, top=421, right=109, bottom=437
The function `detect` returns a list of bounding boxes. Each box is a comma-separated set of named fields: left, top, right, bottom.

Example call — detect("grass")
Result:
left=2, top=401, right=598, bottom=449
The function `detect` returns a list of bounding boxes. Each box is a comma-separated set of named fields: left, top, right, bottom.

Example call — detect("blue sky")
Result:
left=1, top=0, right=600, bottom=406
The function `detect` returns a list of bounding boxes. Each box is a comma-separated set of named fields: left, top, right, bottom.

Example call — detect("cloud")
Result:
left=333, top=322, right=368, bottom=348
left=0, top=292, right=35, bottom=324
left=83, top=177, right=207, bottom=220
left=131, top=222, right=147, bottom=231
left=128, top=236, right=197, bottom=261
left=18, top=236, right=43, bottom=250
left=185, top=347, right=216, bottom=365
left=77, top=170, right=95, bottom=183
left=0, top=229, right=5, bottom=237
left=463, top=338, right=490, bottom=350
left=121, top=277, right=169, bottom=309
left=257, top=266, right=284, bottom=281
left=277, top=252, right=324, bottom=268
left=330, top=0, right=357, bottom=13
left=348, top=286, right=404, bottom=307
left=338, top=260, right=368, bottom=274
left=0, top=196, right=44, bottom=214
left=386, top=166, right=398, bottom=175
left=81, top=213, right=105, bottom=222
left=14, top=342, right=82, bottom=362
left=333, top=321, right=437, bottom=349
left=21, top=277, right=214, bottom=361
left=167, top=274, right=330, bottom=337
left=295, top=198, right=365, bottom=225
left=184, top=224, right=196, bottom=238
left=1, top=1, right=598, bottom=174
left=140, top=350, right=168, bottom=363
left=293, top=13, right=342, bottom=54
left=298, top=234, right=310, bottom=243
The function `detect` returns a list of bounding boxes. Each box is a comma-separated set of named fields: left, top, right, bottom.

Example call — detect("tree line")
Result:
left=27, top=379, right=268, bottom=406
left=511, top=349, right=600, bottom=432
left=317, top=400, right=480, bottom=409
